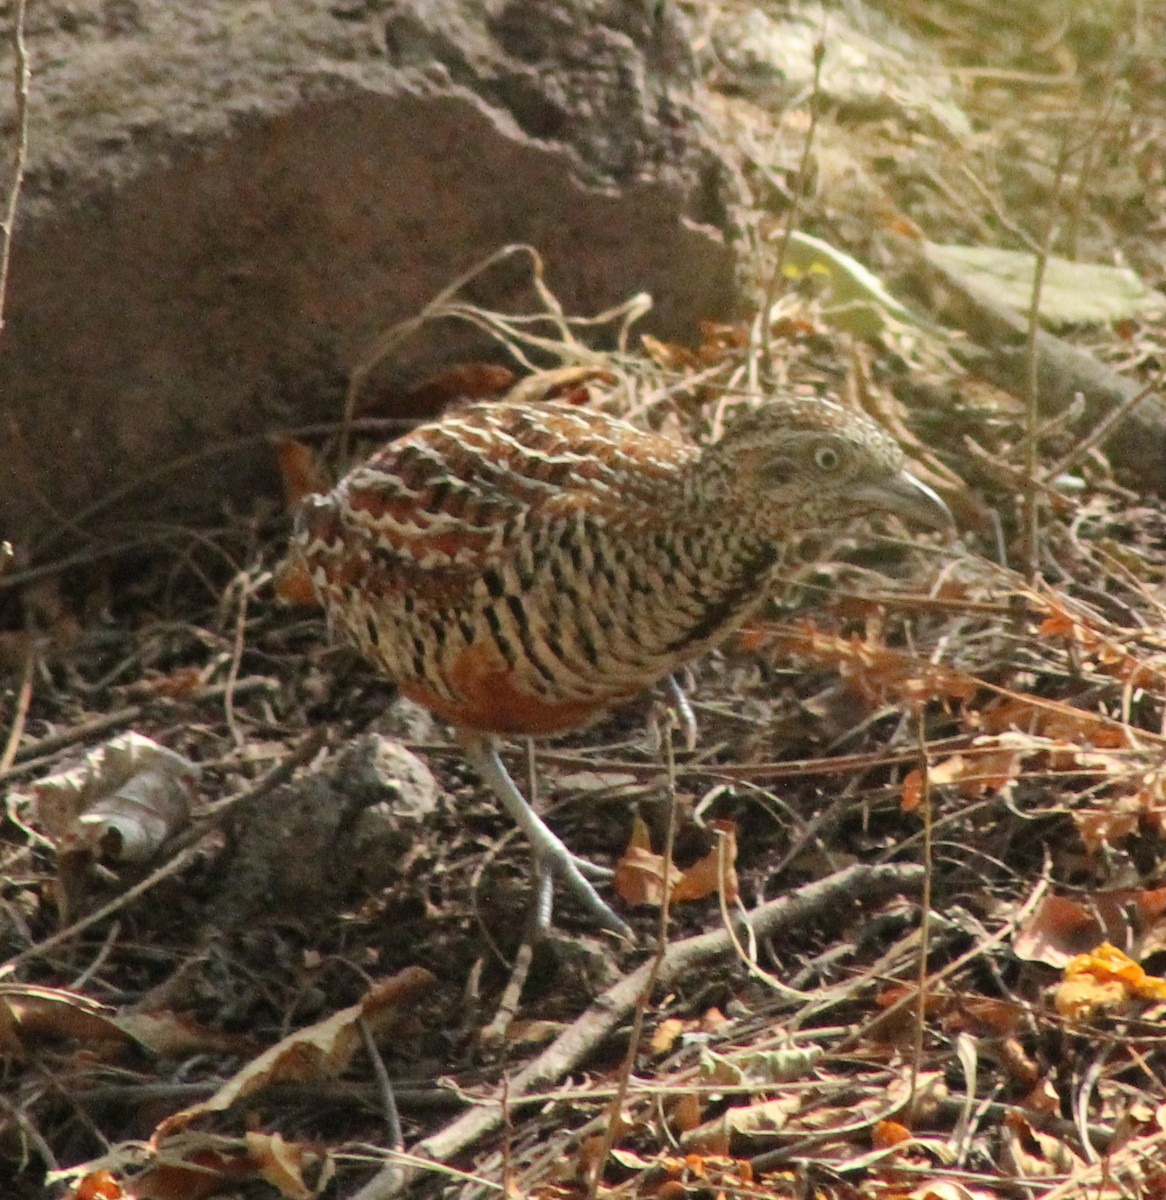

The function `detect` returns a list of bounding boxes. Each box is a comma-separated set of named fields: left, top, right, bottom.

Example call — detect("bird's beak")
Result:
left=857, top=472, right=955, bottom=533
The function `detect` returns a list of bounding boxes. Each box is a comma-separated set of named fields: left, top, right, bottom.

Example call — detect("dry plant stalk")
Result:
left=0, top=0, right=30, bottom=334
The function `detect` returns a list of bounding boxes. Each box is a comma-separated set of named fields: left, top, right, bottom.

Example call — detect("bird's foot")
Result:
left=648, top=673, right=698, bottom=753
left=666, top=673, right=699, bottom=752
left=571, top=853, right=613, bottom=881
left=460, top=732, right=634, bottom=941
left=542, top=842, right=632, bottom=939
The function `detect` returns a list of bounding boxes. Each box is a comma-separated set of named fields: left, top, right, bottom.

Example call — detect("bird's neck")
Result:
left=667, top=469, right=782, bottom=588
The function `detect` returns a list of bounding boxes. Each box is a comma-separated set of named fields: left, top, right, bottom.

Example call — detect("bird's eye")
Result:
left=814, top=444, right=842, bottom=472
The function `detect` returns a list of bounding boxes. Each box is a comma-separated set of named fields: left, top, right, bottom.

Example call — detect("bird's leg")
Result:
left=521, top=737, right=611, bottom=884
left=459, top=731, right=633, bottom=940
left=649, top=673, right=698, bottom=754
left=478, top=864, right=553, bottom=1049
left=531, top=852, right=556, bottom=938
left=666, top=673, right=698, bottom=753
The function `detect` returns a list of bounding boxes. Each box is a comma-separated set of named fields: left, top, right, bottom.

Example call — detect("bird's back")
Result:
left=293, top=402, right=723, bottom=735
left=291, top=393, right=950, bottom=737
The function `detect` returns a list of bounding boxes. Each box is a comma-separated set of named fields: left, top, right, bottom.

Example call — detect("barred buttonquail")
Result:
left=290, top=396, right=952, bottom=937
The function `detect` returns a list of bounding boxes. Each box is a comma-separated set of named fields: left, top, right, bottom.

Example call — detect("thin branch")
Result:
left=757, top=18, right=826, bottom=368
left=0, top=0, right=30, bottom=334
left=908, top=712, right=933, bottom=1120
left=1043, top=375, right=1163, bottom=483
left=1020, top=134, right=1069, bottom=583
left=586, top=724, right=680, bottom=1199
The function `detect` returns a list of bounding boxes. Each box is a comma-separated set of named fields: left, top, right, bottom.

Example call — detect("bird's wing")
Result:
left=335, top=403, right=694, bottom=577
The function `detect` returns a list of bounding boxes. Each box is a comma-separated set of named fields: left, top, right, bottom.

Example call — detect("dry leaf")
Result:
left=978, top=695, right=1131, bottom=749
left=272, top=436, right=330, bottom=508
left=906, top=1182, right=999, bottom=1200
left=674, top=822, right=739, bottom=903
left=503, top=365, right=618, bottom=408
left=114, top=1011, right=260, bottom=1061
left=22, top=732, right=199, bottom=865
left=0, top=984, right=133, bottom=1058
left=152, top=966, right=434, bottom=1142
left=641, top=332, right=701, bottom=370
left=1022, top=1079, right=1061, bottom=1115
left=613, top=816, right=739, bottom=907
left=651, top=1017, right=686, bottom=1055
left=272, top=552, right=321, bottom=608
left=750, top=619, right=979, bottom=711
left=246, top=1131, right=327, bottom=1200
left=1073, top=805, right=1141, bottom=853
left=999, top=1037, right=1041, bottom=1090
left=74, top=1133, right=326, bottom=1200
left=1001, top=1112, right=1087, bottom=1177
left=70, top=1171, right=125, bottom=1200
left=127, top=666, right=208, bottom=701
left=669, top=1093, right=703, bottom=1134
left=404, top=362, right=516, bottom=413
left=679, top=1094, right=800, bottom=1155
left=1038, top=604, right=1166, bottom=691
left=947, top=996, right=1024, bottom=1037
left=1056, top=943, right=1166, bottom=1019
left=902, top=742, right=1024, bottom=812
left=700, top=1044, right=822, bottom=1087
left=873, top=1119, right=913, bottom=1148
left=1013, top=894, right=1110, bottom=968
left=699, top=1007, right=727, bottom=1033
left=607, top=1147, right=653, bottom=1170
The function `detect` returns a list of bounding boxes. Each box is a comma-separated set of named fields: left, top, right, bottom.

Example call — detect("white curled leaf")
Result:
left=28, top=731, right=199, bottom=862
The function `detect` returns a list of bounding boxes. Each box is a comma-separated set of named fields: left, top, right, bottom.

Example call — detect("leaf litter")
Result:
left=5, top=7, right=1166, bottom=1198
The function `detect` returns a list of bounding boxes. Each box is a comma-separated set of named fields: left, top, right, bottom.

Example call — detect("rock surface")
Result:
left=213, top=734, right=443, bottom=920
left=0, top=0, right=743, bottom=556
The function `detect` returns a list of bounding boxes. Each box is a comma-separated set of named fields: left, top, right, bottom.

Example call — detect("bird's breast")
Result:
left=398, top=640, right=615, bottom=735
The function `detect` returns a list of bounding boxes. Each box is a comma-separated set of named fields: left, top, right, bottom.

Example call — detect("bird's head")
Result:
left=701, top=397, right=953, bottom=537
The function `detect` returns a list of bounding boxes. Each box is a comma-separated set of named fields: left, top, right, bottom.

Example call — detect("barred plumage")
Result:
left=291, top=394, right=952, bottom=936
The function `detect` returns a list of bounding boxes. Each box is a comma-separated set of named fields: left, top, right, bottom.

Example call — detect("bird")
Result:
left=287, top=392, right=953, bottom=938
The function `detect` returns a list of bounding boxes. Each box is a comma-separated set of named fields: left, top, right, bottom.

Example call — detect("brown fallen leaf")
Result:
left=1012, top=889, right=1166, bottom=968
left=679, top=1094, right=800, bottom=1155
left=151, top=966, right=434, bottom=1142
left=0, top=983, right=134, bottom=1059
left=650, top=1016, right=686, bottom=1055
left=1001, top=1111, right=1087, bottom=1177
left=613, top=816, right=738, bottom=907
left=404, top=362, right=516, bottom=414
left=70, top=1169, right=125, bottom=1200
left=70, top=1133, right=327, bottom=1200
left=271, top=551, right=321, bottom=608
left=873, top=1119, right=913, bottom=1148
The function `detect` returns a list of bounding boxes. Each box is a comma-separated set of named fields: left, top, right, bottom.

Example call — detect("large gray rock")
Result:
left=0, top=0, right=742, bottom=556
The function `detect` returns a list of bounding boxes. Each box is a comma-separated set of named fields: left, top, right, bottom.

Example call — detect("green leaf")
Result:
left=782, top=231, right=925, bottom=338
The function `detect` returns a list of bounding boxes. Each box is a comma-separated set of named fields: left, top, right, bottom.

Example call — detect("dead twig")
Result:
left=1043, top=375, right=1163, bottom=482
left=0, top=675, right=278, bottom=783
left=221, top=571, right=253, bottom=750
left=0, top=632, right=35, bottom=775
left=359, top=1017, right=405, bottom=1153
left=0, top=0, right=29, bottom=334
left=585, top=720, right=680, bottom=1199
left=1020, top=132, right=1068, bottom=582
left=757, top=17, right=826, bottom=367
left=908, top=714, right=933, bottom=1121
